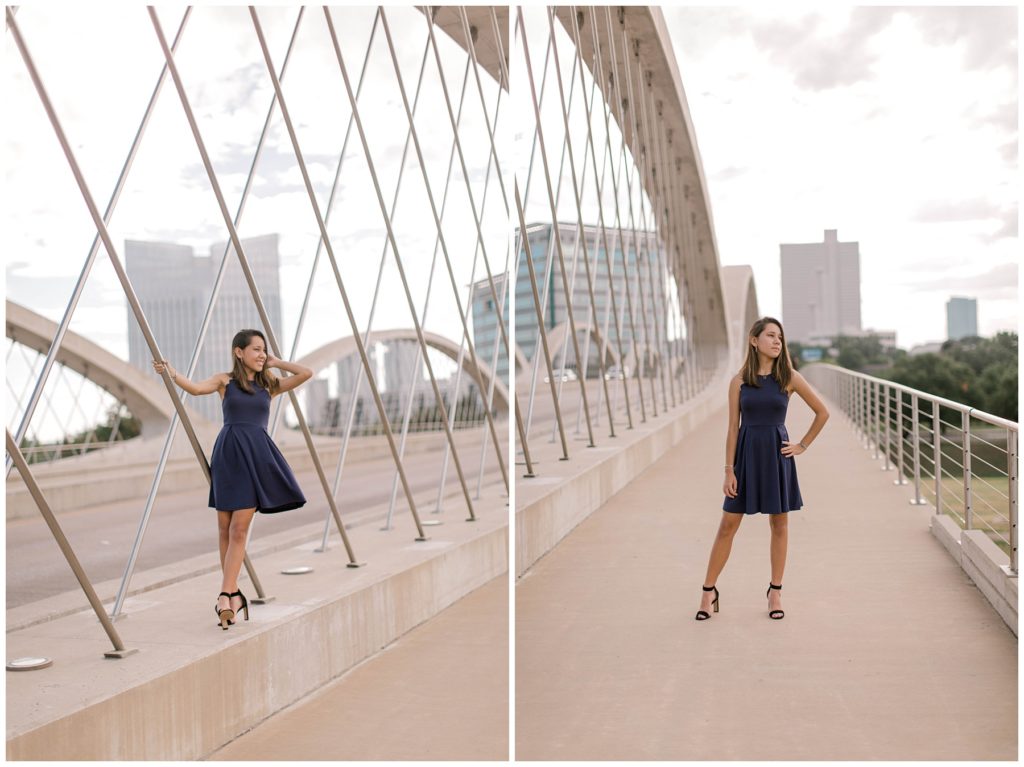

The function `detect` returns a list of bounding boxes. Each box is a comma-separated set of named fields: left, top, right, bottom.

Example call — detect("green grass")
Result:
left=898, top=467, right=1012, bottom=556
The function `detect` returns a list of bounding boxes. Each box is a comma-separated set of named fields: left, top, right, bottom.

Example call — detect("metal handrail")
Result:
left=805, top=363, right=1018, bottom=574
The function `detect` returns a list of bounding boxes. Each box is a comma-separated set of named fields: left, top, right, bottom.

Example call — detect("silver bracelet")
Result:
left=799, top=441, right=807, bottom=449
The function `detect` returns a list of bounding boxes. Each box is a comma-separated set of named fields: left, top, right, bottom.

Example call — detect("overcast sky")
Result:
left=4, top=6, right=505, bottom=349
left=663, top=5, right=1018, bottom=349
left=4, top=5, right=506, bottom=440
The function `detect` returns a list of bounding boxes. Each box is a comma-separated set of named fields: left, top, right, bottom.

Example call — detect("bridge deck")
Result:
left=516, top=399, right=1017, bottom=760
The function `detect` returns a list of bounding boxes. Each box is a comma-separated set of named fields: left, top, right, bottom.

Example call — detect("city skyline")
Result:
left=5, top=6, right=1018, bottom=445
left=665, top=6, right=1017, bottom=349
left=7, top=7, right=1016, bottom=357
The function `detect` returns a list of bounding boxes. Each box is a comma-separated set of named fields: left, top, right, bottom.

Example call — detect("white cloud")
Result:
left=665, top=5, right=1017, bottom=349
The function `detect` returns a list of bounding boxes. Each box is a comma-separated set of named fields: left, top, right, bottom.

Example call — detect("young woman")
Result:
left=153, top=329, right=313, bottom=629
left=695, top=317, right=829, bottom=621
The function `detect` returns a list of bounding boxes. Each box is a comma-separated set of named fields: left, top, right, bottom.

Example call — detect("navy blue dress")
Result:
left=208, top=378, right=306, bottom=514
left=723, top=374, right=803, bottom=515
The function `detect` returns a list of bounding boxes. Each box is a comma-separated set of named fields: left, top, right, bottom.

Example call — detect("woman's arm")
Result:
left=723, top=375, right=742, bottom=497
left=151, top=360, right=226, bottom=396
left=781, top=371, right=830, bottom=456
left=269, top=355, right=313, bottom=397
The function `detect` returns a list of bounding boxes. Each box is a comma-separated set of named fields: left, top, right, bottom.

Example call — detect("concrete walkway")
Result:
left=209, top=575, right=508, bottom=761
left=516, top=399, right=1017, bottom=760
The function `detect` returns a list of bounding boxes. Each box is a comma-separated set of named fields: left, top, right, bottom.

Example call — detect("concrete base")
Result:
left=930, top=515, right=1018, bottom=636
left=516, top=369, right=730, bottom=576
left=6, top=492, right=507, bottom=760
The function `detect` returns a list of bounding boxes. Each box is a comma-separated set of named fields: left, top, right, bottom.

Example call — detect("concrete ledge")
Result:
left=930, top=515, right=1018, bottom=637
left=516, top=370, right=730, bottom=577
left=930, top=513, right=963, bottom=563
left=6, top=497, right=507, bottom=759
left=962, top=530, right=1018, bottom=636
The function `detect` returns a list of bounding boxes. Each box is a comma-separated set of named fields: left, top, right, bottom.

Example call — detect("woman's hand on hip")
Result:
left=781, top=440, right=806, bottom=457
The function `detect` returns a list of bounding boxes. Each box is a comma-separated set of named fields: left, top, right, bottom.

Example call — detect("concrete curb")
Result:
left=928, top=511, right=1018, bottom=636
left=929, top=516, right=1019, bottom=636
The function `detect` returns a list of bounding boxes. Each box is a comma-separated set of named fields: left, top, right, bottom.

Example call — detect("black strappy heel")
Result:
left=695, top=585, right=719, bottom=620
left=766, top=583, right=784, bottom=620
left=229, top=590, right=249, bottom=622
left=215, top=591, right=235, bottom=630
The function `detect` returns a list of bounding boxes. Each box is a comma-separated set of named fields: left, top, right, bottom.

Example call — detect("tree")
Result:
left=834, top=334, right=893, bottom=371
left=883, top=353, right=981, bottom=409
left=941, top=332, right=1017, bottom=374
left=977, top=363, right=1018, bottom=421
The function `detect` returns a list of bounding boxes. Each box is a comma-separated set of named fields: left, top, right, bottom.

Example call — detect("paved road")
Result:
left=7, top=446, right=503, bottom=608
left=516, top=400, right=1017, bottom=760
left=209, top=574, right=509, bottom=761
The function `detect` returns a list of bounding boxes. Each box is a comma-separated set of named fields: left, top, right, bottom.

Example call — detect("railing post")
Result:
left=869, top=380, right=878, bottom=456
left=881, top=382, right=891, bottom=470
left=861, top=377, right=868, bottom=446
left=893, top=388, right=906, bottom=483
left=843, top=373, right=850, bottom=422
left=854, top=376, right=860, bottom=438
left=933, top=399, right=942, bottom=516
left=909, top=393, right=926, bottom=504
left=962, top=409, right=973, bottom=530
left=1008, top=428, right=1018, bottom=574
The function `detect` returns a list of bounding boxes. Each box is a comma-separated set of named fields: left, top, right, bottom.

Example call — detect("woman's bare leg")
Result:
left=768, top=512, right=788, bottom=613
left=216, top=512, right=232, bottom=613
left=220, top=508, right=256, bottom=613
left=217, top=511, right=231, bottom=571
left=699, top=512, right=744, bottom=612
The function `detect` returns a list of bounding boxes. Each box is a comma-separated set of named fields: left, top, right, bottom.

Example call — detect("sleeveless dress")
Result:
left=723, top=374, right=803, bottom=515
left=208, top=378, right=306, bottom=514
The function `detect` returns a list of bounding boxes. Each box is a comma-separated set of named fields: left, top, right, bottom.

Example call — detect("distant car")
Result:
left=543, top=369, right=578, bottom=383
left=603, top=365, right=630, bottom=380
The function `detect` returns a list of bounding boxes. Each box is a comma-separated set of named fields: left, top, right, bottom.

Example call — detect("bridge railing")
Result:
left=805, top=363, right=1018, bottom=574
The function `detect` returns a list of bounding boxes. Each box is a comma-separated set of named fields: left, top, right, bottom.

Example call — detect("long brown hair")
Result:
left=230, top=329, right=279, bottom=395
left=740, top=316, right=793, bottom=391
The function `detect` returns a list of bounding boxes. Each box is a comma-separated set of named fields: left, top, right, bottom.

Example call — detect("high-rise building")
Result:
left=383, top=341, right=423, bottom=394
left=470, top=272, right=510, bottom=383
left=482, top=222, right=663, bottom=380
left=947, top=296, right=978, bottom=341
left=780, top=229, right=862, bottom=343
left=303, top=377, right=330, bottom=429
left=126, top=234, right=283, bottom=424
